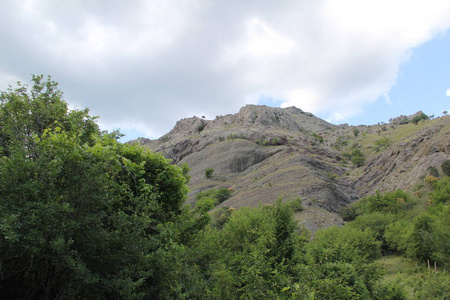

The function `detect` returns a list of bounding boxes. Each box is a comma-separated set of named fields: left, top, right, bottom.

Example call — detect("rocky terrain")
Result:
left=132, top=105, right=450, bottom=232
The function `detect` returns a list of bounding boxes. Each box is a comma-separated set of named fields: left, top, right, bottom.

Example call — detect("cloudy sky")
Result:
left=1, top=0, right=450, bottom=141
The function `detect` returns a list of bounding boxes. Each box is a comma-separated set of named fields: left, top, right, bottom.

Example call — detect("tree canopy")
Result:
left=0, top=75, right=190, bottom=299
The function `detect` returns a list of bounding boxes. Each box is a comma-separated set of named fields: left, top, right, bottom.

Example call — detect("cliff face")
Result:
left=354, top=119, right=450, bottom=195
left=132, top=105, right=450, bottom=232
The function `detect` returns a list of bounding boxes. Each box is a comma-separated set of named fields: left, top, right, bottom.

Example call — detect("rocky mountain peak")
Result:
left=131, top=105, right=450, bottom=233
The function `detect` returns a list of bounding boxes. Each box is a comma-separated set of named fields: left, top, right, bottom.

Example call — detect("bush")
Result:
left=412, top=272, right=450, bottom=299
left=205, top=168, right=214, bottom=178
left=431, top=177, right=450, bottom=204
left=286, top=197, right=303, bottom=212
left=351, top=148, right=366, bottom=167
left=196, top=188, right=232, bottom=205
left=441, top=160, right=450, bottom=176
left=373, top=280, right=407, bottom=300
left=411, top=112, right=429, bottom=125
left=374, top=137, right=391, bottom=152
left=312, top=132, right=324, bottom=143
left=427, top=166, right=440, bottom=177
left=197, top=122, right=205, bottom=132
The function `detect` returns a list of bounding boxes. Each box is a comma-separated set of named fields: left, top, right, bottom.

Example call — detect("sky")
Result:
left=1, top=0, right=450, bottom=142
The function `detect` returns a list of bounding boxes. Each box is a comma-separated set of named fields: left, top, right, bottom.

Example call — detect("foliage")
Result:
left=350, top=148, right=366, bottom=167
left=430, top=177, right=450, bottom=204
left=196, top=187, right=232, bottom=206
left=412, top=272, right=450, bottom=299
left=210, top=207, right=235, bottom=229
left=352, top=190, right=411, bottom=216
left=0, top=76, right=192, bottom=299
left=333, top=135, right=349, bottom=150
left=306, top=226, right=382, bottom=298
left=204, top=167, right=214, bottom=178
left=256, top=136, right=283, bottom=146
left=427, top=165, right=439, bottom=178
left=372, top=280, right=407, bottom=300
left=384, top=219, right=413, bottom=253
left=312, top=132, right=324, bottom=143
left=197, top=122, right=205, bottom=132
left=424, top=175, right=438, bottom=186
left=411, top=112, right=429, bottom=125
left=406, top=213, right=436, bottom=262
left=353, top=128, right=360, bottom=137
left=374, top=137, right=391, bottom=152
left=441, top=159, right=450, bottom=176
left=286, top=197, right=303, bottom=212
left=346, top=212, right=396, bottom=250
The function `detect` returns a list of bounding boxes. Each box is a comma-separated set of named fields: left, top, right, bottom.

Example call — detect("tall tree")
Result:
left=0, top=76, right=190, bottom=299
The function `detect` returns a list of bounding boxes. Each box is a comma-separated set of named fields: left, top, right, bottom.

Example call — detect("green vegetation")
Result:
left=312, top=132, right=324, bottom=143
left=197, top=122, right=205, bottom=132
left=427, top=165, right=440, bottom=177
left=340, top=175, right=450, bottom=299
left=350, top=148, right=366, bottom=167
left=411, top=112, right=429, bottom=125
left=333, top=134, right=349, bottom=150
left=374, top=137, right=391, bottom=152
left=196, top=187, right=233, bottom=206
left=442, top=160, right=450, bottom=176
left=256, top=136, right=283, bottom=146
left=205, top=167, right=214, bottom=178
left=0, top=75, right=194, bottom=299
left=1, top=76, right=449, bottom=299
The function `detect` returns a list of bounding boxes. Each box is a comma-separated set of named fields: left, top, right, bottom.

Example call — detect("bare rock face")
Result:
left=355, top=121, right=450, bottom=195
left=131, top=105, right=450, bottom=232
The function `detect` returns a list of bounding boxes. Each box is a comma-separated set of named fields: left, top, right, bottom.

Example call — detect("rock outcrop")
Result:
left=131, top=105, right=450, bottom=232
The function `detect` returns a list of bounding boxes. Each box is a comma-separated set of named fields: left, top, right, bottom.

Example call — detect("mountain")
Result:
left=131, top=105, right=450, bottom=232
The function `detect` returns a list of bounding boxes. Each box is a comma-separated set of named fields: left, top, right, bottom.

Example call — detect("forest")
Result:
left=1, top=76, right=449, bottom=299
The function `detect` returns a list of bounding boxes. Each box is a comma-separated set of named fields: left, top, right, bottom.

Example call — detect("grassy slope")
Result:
left=377, top=255, right=450, bottom=299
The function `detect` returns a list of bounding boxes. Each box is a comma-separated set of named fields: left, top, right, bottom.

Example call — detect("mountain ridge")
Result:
left=131, top=105, right=450, bottom=232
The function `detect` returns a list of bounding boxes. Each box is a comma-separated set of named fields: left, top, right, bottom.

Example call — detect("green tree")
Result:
left=407, top=214, right=435, bottom=262
left=0, top=76, right=191, bottom=299
left=431, top=177, right=450, bottom=204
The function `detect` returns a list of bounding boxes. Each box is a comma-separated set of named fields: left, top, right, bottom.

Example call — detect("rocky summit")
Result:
left=131, top=105, right=450, bottom=232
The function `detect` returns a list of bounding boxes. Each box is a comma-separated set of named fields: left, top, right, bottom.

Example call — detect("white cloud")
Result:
left=1, top=0, right=450, bottom=139
left=384, top=93, right=392, bottom=106
left=446, top=89, right=450, bottom=96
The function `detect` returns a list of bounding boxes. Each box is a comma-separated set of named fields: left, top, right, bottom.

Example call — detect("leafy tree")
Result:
left=353, top=128, right=360, bottom=137
left=406, top=213, right=436, bottom=262
left=431, top=177, right=450, bottom=204
left=358, top=190, right=410, bottom=215
left=0, top=76, right=191, bottom=299
left=347, top=212, right=396, bottom=251
left=306, top=226, right=382, bottom=297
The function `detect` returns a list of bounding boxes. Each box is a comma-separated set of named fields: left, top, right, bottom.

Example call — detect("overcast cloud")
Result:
left=1, top=0, right=450, bottom=139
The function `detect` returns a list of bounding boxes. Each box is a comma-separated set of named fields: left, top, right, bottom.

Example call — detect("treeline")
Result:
left=1, top=76, right=449, bottom=299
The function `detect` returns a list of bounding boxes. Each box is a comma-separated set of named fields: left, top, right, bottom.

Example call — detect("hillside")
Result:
left=132, top=105, right=450, bottom=232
